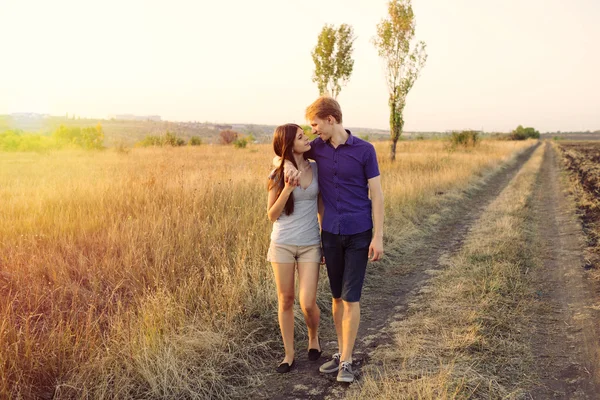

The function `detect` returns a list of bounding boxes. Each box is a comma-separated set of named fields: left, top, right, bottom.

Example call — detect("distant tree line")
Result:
left=0, top=123, right=105, bottom=152
left=136, top=129, right=253, bottom=149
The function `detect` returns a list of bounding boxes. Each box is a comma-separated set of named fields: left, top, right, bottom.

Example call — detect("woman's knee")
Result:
left=278, top=293, right=295, bottom=310
left=300, top=297, right=318, bottom=315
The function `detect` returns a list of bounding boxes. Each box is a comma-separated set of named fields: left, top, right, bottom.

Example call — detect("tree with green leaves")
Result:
left=373, top=0, right=427, bottom=161
left=311, top=24, right=356, bottom=99
left=301, top=124, right=316, bottom=140
left=510, top=125, right=540, bottom=140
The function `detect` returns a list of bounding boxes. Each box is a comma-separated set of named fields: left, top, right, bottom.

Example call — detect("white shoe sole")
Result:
left=336, top=375, right=354, bottom=383
left=319, top=366, right=339, bottom=373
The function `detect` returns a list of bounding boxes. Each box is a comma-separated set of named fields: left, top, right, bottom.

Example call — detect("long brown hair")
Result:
left=268, top=123, right=304, bottom=216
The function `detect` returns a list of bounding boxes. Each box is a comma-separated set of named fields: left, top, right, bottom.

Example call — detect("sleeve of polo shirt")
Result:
left=364, top=145, right=380, bottom=179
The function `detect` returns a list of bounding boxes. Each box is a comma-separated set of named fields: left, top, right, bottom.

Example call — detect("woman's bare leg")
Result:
left=272, top=262, right=296, bottom=363
left=297, top=262, right=321, bottom=351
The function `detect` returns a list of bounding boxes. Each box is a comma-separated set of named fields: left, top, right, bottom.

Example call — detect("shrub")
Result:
left=137, top=135, right=164, bottom=147
left=233, top=137, right=248, bottom=149
left=164, top=132, right=186, bottom=146
left=0, top=125, right=105, bottom=152
left=510, top=131, right=528, bottom=141
left=52, top=124, right=105, bottom=149
left=510, top=125, right=539, bottom=140
left=219, top=130, right=239, bottom=145
left=189, top=136, right=203, bottom=146
left=302, top=125, right=317, bottom=140
left=450, top=130, right=480, bottom=148
left=0, top=130, right=54, bottom=152
left=80, top=124, right=105, bottom=149
left=137, top=132, right=186, bottom=147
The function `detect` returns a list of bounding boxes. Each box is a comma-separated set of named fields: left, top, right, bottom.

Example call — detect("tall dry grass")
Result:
left=0, top=139, right=532, bottom=398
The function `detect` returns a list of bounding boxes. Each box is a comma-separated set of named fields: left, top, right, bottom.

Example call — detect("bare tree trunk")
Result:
left=389, top=96, right=404, bottom=162
left=390, top=139, right=398, bottom=161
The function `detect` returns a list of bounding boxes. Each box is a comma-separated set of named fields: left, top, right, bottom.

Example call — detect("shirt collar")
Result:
left=345, top=129, right=354, bottom=145
left=321, top=129, right=354, bottom=147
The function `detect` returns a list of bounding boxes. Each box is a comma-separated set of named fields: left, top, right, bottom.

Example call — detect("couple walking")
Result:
left=266, top=96, right=384, bottom=383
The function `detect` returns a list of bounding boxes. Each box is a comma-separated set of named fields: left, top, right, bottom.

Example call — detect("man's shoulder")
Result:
left=310, top=137, right=326, bottom=146
left=310, top=137, right=328, bottom=153
left=350, top=135, right=376, bottom=154
left=353, top=136, right=375, bottom=148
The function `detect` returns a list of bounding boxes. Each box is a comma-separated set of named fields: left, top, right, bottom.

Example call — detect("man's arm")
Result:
left=368, top=175, right=384, bottom=261
left=272, top=156, right=301, bottom=186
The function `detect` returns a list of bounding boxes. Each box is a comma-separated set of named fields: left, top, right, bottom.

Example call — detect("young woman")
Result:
left=267, top=123, right=323, bottom=373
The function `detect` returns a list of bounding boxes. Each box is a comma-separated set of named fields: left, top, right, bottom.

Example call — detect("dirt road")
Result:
left=527, top=142, right=600, bottom=398
left=253, top=142, right=600, bottom=399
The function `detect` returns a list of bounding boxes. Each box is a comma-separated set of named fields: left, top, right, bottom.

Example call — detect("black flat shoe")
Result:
left=308, top=337, right=322, bottom=361
left=276, top=359, right=295, bottom=373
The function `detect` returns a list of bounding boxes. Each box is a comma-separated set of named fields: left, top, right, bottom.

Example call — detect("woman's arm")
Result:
left=267, top=181, right=294, bottom=222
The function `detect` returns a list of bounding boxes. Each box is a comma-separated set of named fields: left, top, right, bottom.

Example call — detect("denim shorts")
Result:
left=321, top=229, right=372, bottom=302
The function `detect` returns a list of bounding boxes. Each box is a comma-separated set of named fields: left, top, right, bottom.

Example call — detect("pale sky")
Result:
left=1, top=0, right=599, bottom=132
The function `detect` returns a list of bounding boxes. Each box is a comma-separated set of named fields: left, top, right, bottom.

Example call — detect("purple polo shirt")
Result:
left=306, top=130, right=380, bottom=235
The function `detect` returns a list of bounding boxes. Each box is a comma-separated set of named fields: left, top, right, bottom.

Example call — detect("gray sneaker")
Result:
left=319, top=352, right=340, bottom=373
left=336, top=361, right=354, bottom=383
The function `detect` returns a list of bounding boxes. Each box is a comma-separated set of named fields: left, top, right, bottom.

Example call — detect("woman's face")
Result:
left=292, top=127, right=310, bottom=154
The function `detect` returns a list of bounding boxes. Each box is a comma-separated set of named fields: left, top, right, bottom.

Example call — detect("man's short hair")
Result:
left=305, top=96, right=343, bottom=124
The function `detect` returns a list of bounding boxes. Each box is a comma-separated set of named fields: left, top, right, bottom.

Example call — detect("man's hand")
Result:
left=368, top=236, right=384, bottom=261
left=273, top=156, right=302, bottom=187
left=283, top=174, right=296, bottom=193
left=284, top=167, right=301, bottom=187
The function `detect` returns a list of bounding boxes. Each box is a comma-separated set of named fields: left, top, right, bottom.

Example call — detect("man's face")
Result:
left=310, top=117, right=332, bottom=141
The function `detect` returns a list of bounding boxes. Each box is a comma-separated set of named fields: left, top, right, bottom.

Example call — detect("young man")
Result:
left=284, top=96, right=384, bottom=382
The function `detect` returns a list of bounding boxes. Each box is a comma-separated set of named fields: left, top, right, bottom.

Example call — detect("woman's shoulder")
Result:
left=308, top=160, right=318, bottom=176
left=268, top=169, right=280, bottom=182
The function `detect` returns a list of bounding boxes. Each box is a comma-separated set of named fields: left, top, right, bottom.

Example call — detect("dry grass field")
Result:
left=0, top=139, right=533, bottom=399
